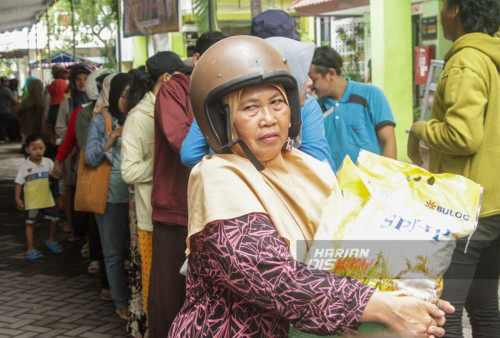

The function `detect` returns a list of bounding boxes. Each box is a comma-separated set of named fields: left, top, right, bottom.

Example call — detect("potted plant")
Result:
left=336, top=27, right=347, bottom=41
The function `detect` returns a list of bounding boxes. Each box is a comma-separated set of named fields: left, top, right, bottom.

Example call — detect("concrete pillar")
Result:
left=370, top=0, right=412, bottom=161
left=132, top=36, right=148, bottom=69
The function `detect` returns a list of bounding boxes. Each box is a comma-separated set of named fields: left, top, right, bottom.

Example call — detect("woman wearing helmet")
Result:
left=169, top=36, right=452, bottom=337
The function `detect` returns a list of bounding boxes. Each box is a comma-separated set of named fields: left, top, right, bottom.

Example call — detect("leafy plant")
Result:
left=336, top=27, right=347, bottom=41
left=45, top=0, right=117, bottom=68
left=337, top=23, right=365, bottom=82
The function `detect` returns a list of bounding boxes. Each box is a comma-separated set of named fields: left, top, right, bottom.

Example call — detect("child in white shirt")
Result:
left=15, top=134, right=62, bottom=259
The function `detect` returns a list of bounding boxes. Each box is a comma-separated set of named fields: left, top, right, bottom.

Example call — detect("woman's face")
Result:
left=118, top=85, right=130, bottom=113
left=232, top=84, right=291, bottom=162
left=74, top=73, right=88, bottom=92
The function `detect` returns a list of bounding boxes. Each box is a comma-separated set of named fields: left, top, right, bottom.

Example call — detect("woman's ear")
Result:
left=161, top=73, right=171, bottom=83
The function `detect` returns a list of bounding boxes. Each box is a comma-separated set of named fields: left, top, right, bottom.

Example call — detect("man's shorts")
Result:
left=25, top=206, right=60, bottom=225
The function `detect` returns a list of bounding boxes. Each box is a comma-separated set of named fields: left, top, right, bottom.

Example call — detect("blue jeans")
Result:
left=441, top=214, right=500, bottom=337
left=95, top=203, right=130, bottom=309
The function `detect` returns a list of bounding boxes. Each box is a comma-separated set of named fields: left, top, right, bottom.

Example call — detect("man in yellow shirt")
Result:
left=408, top=1, right=500, bottom=336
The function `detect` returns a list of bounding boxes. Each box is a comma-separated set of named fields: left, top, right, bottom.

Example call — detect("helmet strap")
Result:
left=222, top=104, right=265, bottom=171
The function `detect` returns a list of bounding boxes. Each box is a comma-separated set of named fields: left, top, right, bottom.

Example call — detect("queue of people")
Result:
left=9, top=0, right=500, bottom=337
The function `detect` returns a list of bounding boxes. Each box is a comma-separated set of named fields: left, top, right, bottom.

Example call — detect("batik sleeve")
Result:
left=192, top=212, right=375, bottom=336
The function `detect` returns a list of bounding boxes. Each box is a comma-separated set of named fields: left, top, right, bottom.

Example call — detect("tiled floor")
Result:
left=0, top=143, right=127, bottom=337
left=0, top=142, right=482, bottom=337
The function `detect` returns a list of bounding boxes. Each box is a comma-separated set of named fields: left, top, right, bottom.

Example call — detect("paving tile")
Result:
left=0, top=328, right=23, bottom=335
left=63, top=325, right=95, bottom=336
left=4, top=308, right=31, bottom=317
left=17, top=324, right=51, bottom=333
left=43, top=310, right=75, bottom=317
left=17, top=313, right=45, bottom=321
left=78, top=316, right=110, bottom=325
left=60, top=313, right=87, bottom=323
left=0, top=316, right=19, bottom=324
left=38, top=329, right=66, bottom=338
left=66, top=297, right=91, bottom=305
left=27, top=305, right=54, bottom=314
left=6, top=319, right=34, bottom=329
left=12, top=332, right=39, bottom=338
left=50, top=322, right=79, bottom=330
left=32, top=316, right=60, bottom=327
left=10, top=302, right=39, bottom=309
left=79, top=333, right=114, bottom=338
left=105, top=328, right=128, bottom=336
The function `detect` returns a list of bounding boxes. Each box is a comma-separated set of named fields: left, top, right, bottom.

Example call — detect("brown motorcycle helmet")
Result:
left=190, top=35, right=302, bottom=166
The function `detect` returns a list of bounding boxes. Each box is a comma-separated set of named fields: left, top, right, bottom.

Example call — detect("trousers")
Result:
left=441, top=214, right=500, bottom=337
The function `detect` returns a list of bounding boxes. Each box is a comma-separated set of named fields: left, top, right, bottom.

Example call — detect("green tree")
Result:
left=46, top=0, right=117, bottom=69
left=0, top=59, right=15, bottom=77
left=192, top=0, right=219, bottom=35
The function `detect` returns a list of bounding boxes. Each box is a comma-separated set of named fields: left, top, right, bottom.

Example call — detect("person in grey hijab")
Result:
left=180, top=37, right=336, bottom=171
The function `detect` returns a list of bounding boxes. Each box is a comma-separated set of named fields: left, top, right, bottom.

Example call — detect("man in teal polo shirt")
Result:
left=308, top=46, right=397, bottom=167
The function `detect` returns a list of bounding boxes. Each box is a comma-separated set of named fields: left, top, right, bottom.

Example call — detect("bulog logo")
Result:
left=425, top=200, right=470, bottom=221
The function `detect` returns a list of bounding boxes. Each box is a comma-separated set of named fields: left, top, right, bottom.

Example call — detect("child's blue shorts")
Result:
left=25, top=207, right=60, bottom=225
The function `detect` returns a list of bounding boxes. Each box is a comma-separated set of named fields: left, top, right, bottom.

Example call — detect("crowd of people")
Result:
left=5, top=0, right=500, bottom=337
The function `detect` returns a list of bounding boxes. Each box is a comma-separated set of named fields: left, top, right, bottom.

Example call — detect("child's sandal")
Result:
left=26, top=249, right=43, bottom=260
left=46, top=240, right=63, bottom=254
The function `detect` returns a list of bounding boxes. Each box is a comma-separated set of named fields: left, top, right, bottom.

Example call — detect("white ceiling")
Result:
left=0, top=0, right=54, bottom=34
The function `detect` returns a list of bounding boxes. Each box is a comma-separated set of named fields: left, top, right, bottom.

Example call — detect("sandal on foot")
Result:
left=26, top=250, right=43, bottom=260
left=88, top=260, right=101, bottom=274
left=115, top=307, right=129, bottom=320
left=101, top=288, right=112, bottom=301
left=46, top=240, right=63, bottom=254
left=81, top=243, right=90, bottom=258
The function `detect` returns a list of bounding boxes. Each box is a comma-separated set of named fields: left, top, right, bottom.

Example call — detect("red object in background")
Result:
left=414, top=45, right=435, bottom=85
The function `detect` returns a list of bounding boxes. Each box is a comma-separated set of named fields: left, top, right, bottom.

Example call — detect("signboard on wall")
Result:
left=123, top=0, right=179, bottom=37
left=411, top=4, right=422, bottom=15
left=421, top=16, right=438, bottom=40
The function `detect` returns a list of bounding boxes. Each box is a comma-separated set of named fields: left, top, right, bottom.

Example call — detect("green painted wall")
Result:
left=170, top=32, right=187, bottom=58
left=132, top=36, right=148, bottom=68
left=370, top=0, right=413, bottom=162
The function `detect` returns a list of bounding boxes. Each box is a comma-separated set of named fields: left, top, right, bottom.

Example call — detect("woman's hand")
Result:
left=431, top=299, right=455, bottom=329
left=111, top=125, right=124, bottom=139
left=104, top=126, right=124, bottom=152
left=361, top=290, right=450, bottom=337
left=407, top=122, right=424, bottom=166
left=52, top=161, right=63, bottom=179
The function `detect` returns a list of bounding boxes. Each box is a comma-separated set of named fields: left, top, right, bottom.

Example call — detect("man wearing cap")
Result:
left=149, top=51, right=193, bottom=336
left=309, top=46, right=396, bottom=167
left=250, top=9, right=299, bottom=40
left=180, top=18, right=336, bottom=171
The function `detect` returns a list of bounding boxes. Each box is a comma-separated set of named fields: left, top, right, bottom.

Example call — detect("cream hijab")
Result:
left=94, top=73, right=115, bottom=113
left=187, top=84, right=335, bottom=260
